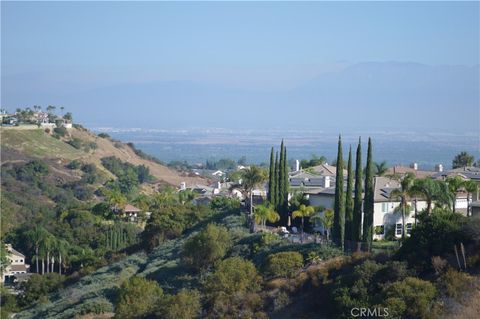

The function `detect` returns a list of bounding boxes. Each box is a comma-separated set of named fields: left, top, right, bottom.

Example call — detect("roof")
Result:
left=307, top=163, right=347, bottom=176
left=6, top=245, right=25, bottom=258
left=374, top=176, right=401, bottom=202
left=432, top=166, right=480, bottom=181
left=9, top=264, right=29, bottom=272
left=124, top=204, right=141, bottom=212
left=386, top=166, right=435, bottom=179
left=289, top=171, right=337, bottom=188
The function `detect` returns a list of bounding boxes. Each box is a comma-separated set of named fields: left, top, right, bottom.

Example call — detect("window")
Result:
left=396, top=223, right=403, bottom=236
left=375, top=225, right=385, bottom=235
left=382, top=203, right=388, bottom=212
left=406, top=223, right=413, bottom=235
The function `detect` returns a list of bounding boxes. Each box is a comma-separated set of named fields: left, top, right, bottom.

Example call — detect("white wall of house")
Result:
left=373, top=200, right=429, bottom=240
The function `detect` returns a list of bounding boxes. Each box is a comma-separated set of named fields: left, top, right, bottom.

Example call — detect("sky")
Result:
left=1, top=1, right=479, bottom=131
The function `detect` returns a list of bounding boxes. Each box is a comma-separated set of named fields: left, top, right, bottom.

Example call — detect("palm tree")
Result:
left=464, top=180, right=478, bottom=216
left=241, top=166, right=268, bottom=216
left=390, top=173, right=415, bottom=240
left=412, top=178, right=443, bottom=214
left=43, top=233, right=55, bottom=274
left=374, top=161, right=389, bottom=176
left=315, top=208, right=334, bottom=241
left=292, top=204, right=316, bottom=242
left=446, top=176, right=466, bottom=213
left=54, top=239, right=69, bottom=275
left=253, top=204, right=280, bottom=230
left=26, top=226, right=48, bottom=273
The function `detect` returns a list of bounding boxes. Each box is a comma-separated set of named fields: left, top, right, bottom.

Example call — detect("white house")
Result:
left=1, top=244, right=30, bottom=284
left=307, top=176, right=430, bottom=240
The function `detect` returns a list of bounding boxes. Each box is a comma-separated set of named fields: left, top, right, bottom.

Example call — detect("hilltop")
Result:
left=1, top=125, right=207, bottom=189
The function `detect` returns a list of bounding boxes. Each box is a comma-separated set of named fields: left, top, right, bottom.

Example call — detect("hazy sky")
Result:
left=1, top=1, right=479, bottom=130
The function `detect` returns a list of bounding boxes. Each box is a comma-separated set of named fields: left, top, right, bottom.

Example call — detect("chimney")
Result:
left=410, top=163, right=418, bottom=170
left=324, top=176, right=331, bottom=188
left=295, top=159, right=300, bottom=172
left=435, top=164, right=443, bottom=172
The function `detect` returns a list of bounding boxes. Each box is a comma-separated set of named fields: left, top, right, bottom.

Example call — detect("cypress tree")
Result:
left=332, top=135, right=345, bottom=249
left=282, top=145, right=289, bottom=214
left=363, top=137, right=374, bottom=251
left=274, top=151, right=279, bottom=209
left=345, top=145, right=354, bottom=247
left=278, top=140, right=285, bottom=214
left=352, top=138, right=363, bottom=244
left=268, top=147, right=276, bottom=205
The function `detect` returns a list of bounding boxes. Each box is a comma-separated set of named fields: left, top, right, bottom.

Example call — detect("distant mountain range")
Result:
left=3, top=62, right=479, bottom=132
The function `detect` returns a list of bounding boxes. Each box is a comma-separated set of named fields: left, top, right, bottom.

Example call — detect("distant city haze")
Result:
left=2, top=2, right=479, bottom=133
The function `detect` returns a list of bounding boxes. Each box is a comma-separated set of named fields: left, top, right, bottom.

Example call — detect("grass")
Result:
left=1, top=129, right=84, bottom=159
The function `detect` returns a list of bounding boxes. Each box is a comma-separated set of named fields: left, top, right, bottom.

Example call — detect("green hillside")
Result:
left=1, top=129, right=84, bottom=159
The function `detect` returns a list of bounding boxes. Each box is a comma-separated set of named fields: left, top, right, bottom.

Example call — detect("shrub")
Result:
left=161, top=289, right=201, bottom=319
left=98, top=132, right=110, bottom=139
left=204, top=257, right=262, bottom=297
left=182, top=224, right=231, bottom=271
left=115, top=276, right=163, bottom=319
left=67, top=160, right=81, bottom=170
left=384, top=277, right=437, bottom=319
left=53, top=126, right=67, bottom=137
left=440, top=268, right=474, bottom=299
left=67, top=137, right=83, bottom=149
left=265, top=251, right=303, bottom=278
left=19, top=273, right=65, bottom=306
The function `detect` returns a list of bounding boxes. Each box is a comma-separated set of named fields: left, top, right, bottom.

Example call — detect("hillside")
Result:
left=1, top=126, right=208, bottom=188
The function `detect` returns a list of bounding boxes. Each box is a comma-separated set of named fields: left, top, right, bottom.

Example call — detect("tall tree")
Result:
left=241, top=166, right=268, bottom=231
left=362, top=138, right=374, bottom=251
left=332, top=135, right=345, bottom=249
left=268, top=147, right=276, bottom=206
left=274, top=152, right=279, bottom=209
left=278, top=141, right=285, bottom=214
left=390, top=173, right=415, bottom=241
left=412, top=178, right=443, bottom=214
left=282, top=145, right=289, bottom=215
left=26, top=226, right=48, bottom=274
left=445, top=176, right=465, bottom=213
left=464, top=180, right=478, bottom=216
left=345, top=146, right=354, bottom=245
left=452, top=151, right=474, bottom=169
left=352, top=138, right=363, bottom=245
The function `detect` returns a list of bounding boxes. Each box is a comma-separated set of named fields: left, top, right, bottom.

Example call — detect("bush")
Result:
left=19, top=273, right=65, bottom=306
left=440, top=268, right=474, bottom=299
left=384, top=277, right=437, bottom=319
left=161, top=289, right=201, bottom=319
left=53, top=126, right=67, bottom=137
left=205, top=257, right=262, bottom=297
left=265, top=251, right=303, bottom=278
left=182, top=224, right=231, bottom=271
left=115, top=276, right=163, bottom=319
left=67, top=137, right=83, bottom=149
left=67, top=160, right=81, bottom=170
left=98, top=132, right=110, bottom=139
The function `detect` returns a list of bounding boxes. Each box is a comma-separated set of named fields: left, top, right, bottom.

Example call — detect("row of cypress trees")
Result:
left=267, top=140, right=289, bottom=225
left=332, top=136, right=375, bottom=251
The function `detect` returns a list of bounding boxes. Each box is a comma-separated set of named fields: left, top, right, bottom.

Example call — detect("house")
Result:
left=123, top=204, right=142, bottom=222
left=212, top=170, right=225, bottom=177
left=308, top=176, right=429, bottom=240
left=1, top=244, right=31, bottom=285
